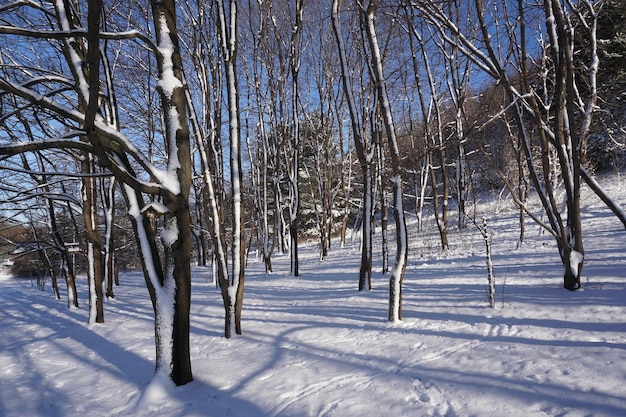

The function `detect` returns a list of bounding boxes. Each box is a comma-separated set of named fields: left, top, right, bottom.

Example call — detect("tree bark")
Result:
left=81, top=150, right=105, bottom=324
left=288, top=0, right=304, bottom=277
left=216, top=0, right=245, bottom=337
left=331, top=0, right=374, bottom=291
left=362, top=0, right=408, bottom=321
left=101, top=176, right=117, bottom=299
left=148, top=0, right=194, bottom=384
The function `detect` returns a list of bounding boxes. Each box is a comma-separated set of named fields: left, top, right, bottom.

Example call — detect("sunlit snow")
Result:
left=1, top=177, right=625, bottom=417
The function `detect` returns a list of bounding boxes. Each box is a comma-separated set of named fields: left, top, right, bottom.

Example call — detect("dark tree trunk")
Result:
left=438, top=148, right=450, bottom=250
left=81, top=151, right=105, bottom=324
left=359, top=164, right=373, bottom=291
left=63, top=252, right=79, bottom=308
left=331, top=0, right=374, bottom=291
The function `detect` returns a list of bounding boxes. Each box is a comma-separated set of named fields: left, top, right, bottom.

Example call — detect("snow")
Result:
left=153, top=277, right=176, bottom=377
left=569, top=249, right=584, bottom=278
left=87, top=241, right=96, bottom=325
left=124, top=185, right=164, bottom=296
left=54, top=0, right=90, bottom=103
left=155, top=14, right=183, bottom=99
left=140, top=201, right=169, bottom=216
left=153, top=13, right=184, bottom=195
left=1, top=180, right=626, bottom=416
left=227, top=283, right=237, bottom=332
left=160, top=221, right=178, bottom=247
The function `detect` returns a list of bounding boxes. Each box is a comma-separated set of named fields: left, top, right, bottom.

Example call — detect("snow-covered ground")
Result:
left=1, top=179, right=625, bottom=417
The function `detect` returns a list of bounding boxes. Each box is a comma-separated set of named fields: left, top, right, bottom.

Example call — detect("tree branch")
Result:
left=580, top=166, right=626, bottom=229
left=0, top=26, right=159, bottom=55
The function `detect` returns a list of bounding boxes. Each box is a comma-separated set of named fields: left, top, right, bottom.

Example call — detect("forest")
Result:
left=0, top=0, right=625, bottom=392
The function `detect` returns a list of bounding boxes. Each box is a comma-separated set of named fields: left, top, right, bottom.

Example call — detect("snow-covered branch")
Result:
left=0, top=26, right=159, bottom=56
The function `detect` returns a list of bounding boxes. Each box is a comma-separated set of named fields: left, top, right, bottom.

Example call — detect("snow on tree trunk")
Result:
left=362, top=0, right=408, bottom=322
left=388, top=176, right=407, bottom=322
left=216, top=0, right=245, bottom=337
left=81, top=153, right=104, bottom=325
left=288, top=0, right=304, bottom=277
left=481, top=218, right=496, bottom=308
left=144, top=0, right=194, bottom=385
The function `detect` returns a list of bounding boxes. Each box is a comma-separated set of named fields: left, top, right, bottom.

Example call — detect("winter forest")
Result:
left=1, top=0, right=625, bottom=416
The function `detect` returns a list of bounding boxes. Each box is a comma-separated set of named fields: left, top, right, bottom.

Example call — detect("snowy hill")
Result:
left=1, top=178, right=625, bottom=417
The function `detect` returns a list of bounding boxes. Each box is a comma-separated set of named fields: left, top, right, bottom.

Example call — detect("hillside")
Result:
left=1, top=174, right=625, bottom=417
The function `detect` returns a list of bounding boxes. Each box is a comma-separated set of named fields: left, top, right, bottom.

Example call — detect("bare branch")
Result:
left=0, top=26, right=159, bottom=55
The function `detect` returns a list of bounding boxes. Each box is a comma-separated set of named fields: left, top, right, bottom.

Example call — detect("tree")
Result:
left=411, top=0, right=611, bottom=290
left=361, top=0, right=409, bottom=322
left=331, top=0, right=375, bottom=291
left=300, top=2, right=344, bottom=260
left=287, top=0, right=304, bottom=276
left=300, top=111, right=341, bottom=260
left=401, top=8, right=451, bottom=250
left=215, top=0, right=246, bottom=337
left=0, top=0, right=193, bottom=385
left=0, top=113, right=82, bottom=308
left=239, top=1, right=271, bottom=272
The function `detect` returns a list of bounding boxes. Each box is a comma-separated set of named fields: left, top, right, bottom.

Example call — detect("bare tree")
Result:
left=300, top=3, right=343, bottom=260
left=286, top=0, right=304, bottom=276
left=0, top=0, right=194, bottom=385
left=439, top=1, right=473, bottom=231
left=331, top=0, right=376, bottom=291
left=361, top=0, right=409, bottom=321
left=215, top=0, right=246, bottom=337
left=179, top=0, right=237, bottom=338
left=411, top=0, right=612, bottom=290
left=402, top=9, right=450, bottom=250
left=239, top=2, right=273, bottom=272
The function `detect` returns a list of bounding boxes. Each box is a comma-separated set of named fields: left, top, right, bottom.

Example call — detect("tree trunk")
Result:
left=457, top=143, right=467, bottom=230
left=376, top=127, right=389, bottom=275
left=147, top=0, right=194, bottom=385
left=101, top=176, right=116, bottom=299
left=438, top=148, right=450, bottom=250
left=39, top=248, right=61, bottom=300
left=516, top=142, right=528, bottom=247
left=481, top=218, right=496, bottom=308
left=288, top=0, right=304, bottom=277
left=429, top=150, right=448, bottom=250
left=50, top=267, right=61, bottom=300
left=81, top=150, right=105, bottom=324
left=545, top=0, right=584, bottom=290
left=216, top=0, right=245, bottom=337
left=331, top=0, right=374, bottom=290
left=360, top=164, right=373, bottom=291
left=338, top=118, right=352, bottom=248
left=415, top=155, right=429, bottom=233
left=362, top=0, right=408, bottom=322
left=63, top=253, right=79, bottom=309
